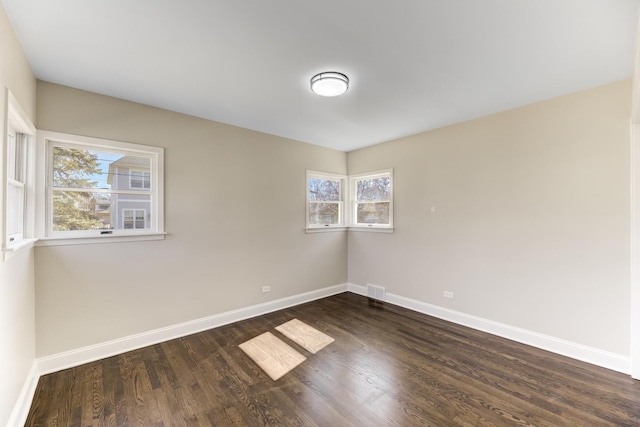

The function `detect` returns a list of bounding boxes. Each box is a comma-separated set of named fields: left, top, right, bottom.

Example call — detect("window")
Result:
left=129, top=170, right=150, bottom=189
left=306, top=171, right=345, bottom=230
left=350, top=169, right=393, bottom=229
left=123, top=209, right=146, bottom=229
left=3, top=90, right=36, bottom=255
left=306, top=169, right=393, bottom=232
left=38, top=131, right=164, bottom=244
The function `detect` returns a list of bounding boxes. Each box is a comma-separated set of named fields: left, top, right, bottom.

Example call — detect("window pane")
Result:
left=309, top=202, right=340, bottom=224
left=14, top=133, right=27, bottom=182
left=356, top=176, right=391, bottom=201
left=356, top=202, right=390, bottom=224
left=52, top=191, right=151, bottom=231
left=7, top=181, right=24, bottom=236
left=53, top=146, right=151, bottom=191
left=135, top=213, right=145, bottom=228
left=8, top=133, right=27, bottom=182
left=53, top=190, right=111, bottom=231
left=309, top=177, right=340, bottom=201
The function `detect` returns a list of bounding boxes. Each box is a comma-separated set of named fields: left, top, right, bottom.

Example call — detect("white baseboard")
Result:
left=7, top=361, right=39, bottom=427
left=347, top=283, right=631, bottom=374
left=37, top=283, right=348, bottom=375
left=24, top=281, right=631, bottom=422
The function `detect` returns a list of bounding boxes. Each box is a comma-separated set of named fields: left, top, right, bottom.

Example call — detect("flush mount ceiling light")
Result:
left=310, top=72, right=349, bottom=97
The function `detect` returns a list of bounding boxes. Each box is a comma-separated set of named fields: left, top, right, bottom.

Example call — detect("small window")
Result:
left=123, top=209, right=146, bottom=229
left=129, top=170, right=150, bottom=189
left=306, top=171, right=345, bottom=229
left=39, top=131, right=164, bottom=241
left=350, top=170, right=393, bottom=228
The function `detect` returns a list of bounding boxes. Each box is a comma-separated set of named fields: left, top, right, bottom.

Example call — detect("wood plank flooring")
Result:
left=25, top=293, right=640, bottom=426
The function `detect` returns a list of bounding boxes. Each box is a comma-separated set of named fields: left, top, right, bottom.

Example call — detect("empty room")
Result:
left=2, top=0, right=640, bottom=425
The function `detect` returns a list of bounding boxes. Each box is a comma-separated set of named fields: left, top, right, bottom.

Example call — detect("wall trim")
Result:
left=37, top=283, right=348, bottom=375
left=7, top=361, right=39, bottom=427
left=347, top=284, right=631, bottom=375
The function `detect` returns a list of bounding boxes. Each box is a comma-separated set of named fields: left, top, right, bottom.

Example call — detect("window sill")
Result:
left=348, top=226, right=395, bottom=234
left=305, top=226, right=395, bottom=234
left=3, top=238, right=39, bottom=261
left=305, top=227, right=347, bottom=234
left=36, top=232, right=166, bottom=247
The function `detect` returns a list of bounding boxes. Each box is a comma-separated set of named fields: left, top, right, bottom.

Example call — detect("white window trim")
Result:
left=305, top=170, right=347, bottom=232
left=3, top=89, right=37, bottom=260
left=36, top=130, right=165, bottom=246
left=349, top=169, right=394, bottom=231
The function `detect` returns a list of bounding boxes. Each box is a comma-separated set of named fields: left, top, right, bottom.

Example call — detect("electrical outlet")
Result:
left=262, top=286, right=271, bottom=293
left=443, top=291, right=454, bottom=299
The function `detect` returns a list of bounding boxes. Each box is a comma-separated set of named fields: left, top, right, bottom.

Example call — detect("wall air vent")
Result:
left=367, top=284, right=386, bottom=302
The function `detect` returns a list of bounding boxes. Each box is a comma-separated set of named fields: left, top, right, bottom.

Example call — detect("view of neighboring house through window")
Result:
left=108, top=155, right=152, bottom=231
left=306, top=171, right=345, bottom=228
left=50, top=146, right=151, bottom=232
left=351, top=170, right=393, bottom=228
left=40, top=131, right=164, bottom=239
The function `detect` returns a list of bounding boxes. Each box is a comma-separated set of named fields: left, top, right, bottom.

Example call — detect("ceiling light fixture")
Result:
left=310, top=72, right=349, bottom=97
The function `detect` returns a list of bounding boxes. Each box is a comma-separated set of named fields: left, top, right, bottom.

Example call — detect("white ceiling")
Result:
left=2, top=0, right=638, bottom=152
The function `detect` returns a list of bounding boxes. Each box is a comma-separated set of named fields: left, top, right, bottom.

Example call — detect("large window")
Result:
left=306, top=171, right=345, bottom=229
left=350, top=170, right=393, bottom=229
left=38, top=131, right=164, bottom=243
left=3, top=90, right=36, bottom=255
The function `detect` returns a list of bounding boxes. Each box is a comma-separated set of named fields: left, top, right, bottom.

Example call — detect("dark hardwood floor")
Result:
left=25, top=292, right=640, bottom=426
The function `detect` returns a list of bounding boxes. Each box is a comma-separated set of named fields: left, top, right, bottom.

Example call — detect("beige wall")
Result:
left=348, top=80, right=631, bottom=355
left=34, top=81, right=348, bottom=356
left=30, top=80, right=635, bottom=359
left=0, top=3, right=37, bottom=426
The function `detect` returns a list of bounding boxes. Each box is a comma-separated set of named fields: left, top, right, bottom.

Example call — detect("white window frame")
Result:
left=3, top=89, right=37, bottom=258
left=306, top=170, right=346, bottom=232
left=349, top=169, right=394, bottom=232
left=36, top=131, right=165, bottom=246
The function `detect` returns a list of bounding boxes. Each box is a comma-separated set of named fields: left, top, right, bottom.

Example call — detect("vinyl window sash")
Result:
left=349, top=169, right=393, bottom=229
left=4, top=90, right=37, bottom=255
left=306, top=171, right=346, bottom=229
left=308, top=200, right=343, bottom=226
left=7, top=178, right=25, bottom=241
